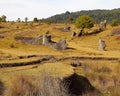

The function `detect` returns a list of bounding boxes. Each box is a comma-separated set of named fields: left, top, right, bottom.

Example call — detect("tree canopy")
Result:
left=0, top=15, right=6, bottom=22
left=41, top=8, right=120, bottom=24
left=25, top=17, right=28, bottom=23
left=75, top=15, right=94, bottom=29
left=33, top=17, right=38, bottom=23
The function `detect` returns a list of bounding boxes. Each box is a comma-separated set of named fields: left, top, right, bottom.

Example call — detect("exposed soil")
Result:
left=59, top=56, right=120, bottom=61
left=0, top=55, right=119, bottom=68
left=0, top=55, right=57, bottom=68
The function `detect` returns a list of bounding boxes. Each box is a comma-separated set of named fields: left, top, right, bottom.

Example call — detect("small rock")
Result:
left=71, top=31, right=77, bottom=37
left=71, top=62, right=82, bottom=67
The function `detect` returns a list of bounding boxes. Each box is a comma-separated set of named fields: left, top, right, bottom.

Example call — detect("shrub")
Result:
left=111, top=20, right=119, bottom=27
left=33, top=17, right=38, bottom=23
left=10, top=43, right=17, bottom=48
left=16, top=26, right=19, bottom=29
left=75, top=15, right=94, bottom=29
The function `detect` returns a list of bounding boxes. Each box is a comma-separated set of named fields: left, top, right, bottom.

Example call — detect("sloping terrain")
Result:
left=0, top=22, right=120, bottom=96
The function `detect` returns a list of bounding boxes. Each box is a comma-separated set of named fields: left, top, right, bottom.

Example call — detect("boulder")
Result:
left=52, top=39, right=68, bottom=50
left=71, top=62, right=82, bottom=67
left=32, top=35, right=43, bottom=45
left=42, top=34, right=53, bottom=46
left=99, top=20, right=107, bottom=31
left=98, top=39, right=106, bottom=50
left=63, top=26, right=71, bottom=32
left=77, top=29, right=83, bottom=36
left=71, top=31, right=77, bottom=37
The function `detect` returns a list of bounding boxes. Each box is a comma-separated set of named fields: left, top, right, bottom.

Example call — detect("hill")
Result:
left=0, top=22, right=120, bottom=96
left=41, top=8, right=120, bottom=23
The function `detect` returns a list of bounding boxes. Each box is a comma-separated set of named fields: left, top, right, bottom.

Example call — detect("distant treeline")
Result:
left=40, top=8, right=120, bottom=24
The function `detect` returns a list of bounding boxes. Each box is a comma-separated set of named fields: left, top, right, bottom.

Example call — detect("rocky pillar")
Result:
left=98, top=38, right=106, bottom=50
left=42, top=34, right=52, bottom=46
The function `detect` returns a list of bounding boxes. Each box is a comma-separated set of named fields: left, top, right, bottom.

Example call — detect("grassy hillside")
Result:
left=0, top=22, right=120, bottom=96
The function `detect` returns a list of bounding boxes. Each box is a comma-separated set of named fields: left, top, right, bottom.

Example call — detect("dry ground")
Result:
left=0, top=22, right=120, bottom=96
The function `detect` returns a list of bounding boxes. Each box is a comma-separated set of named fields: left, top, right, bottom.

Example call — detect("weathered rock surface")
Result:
left=71, top=31, right=77, bottom=37
left=99, top=39, right=106, bottom=50
left=51, top=39, right=68, bottom=50
left=62, top=26, right=71, bottom=32
left=99, top=20, right=107, bottom=31
left=15, top=34, right=68, bottom=50
left=77, top=29, right=83, bottom=36
left=71, top=61, right=82, bottom=67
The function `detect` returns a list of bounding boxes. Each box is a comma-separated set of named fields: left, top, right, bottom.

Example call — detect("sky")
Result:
left=0, top=0, right=120, bottom=21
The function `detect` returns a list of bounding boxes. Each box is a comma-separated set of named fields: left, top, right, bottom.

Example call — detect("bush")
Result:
left=10, top=43, right=17, bottom=48
left=33, top=17, right=38, bottom=23
left=75, top=15, right=94, bottom=29
left=111, top=20, right=119, bottom=27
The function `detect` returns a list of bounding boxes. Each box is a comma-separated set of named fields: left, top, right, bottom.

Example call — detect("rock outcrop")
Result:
left=99, top=20, right=107, bottom=31
left=15, top=34, right=68, bottom=50
left=62, top=26, right=71, bottom=32
left=98, top=38, right=106, bottom=50
left=51, top=39, right=68, bottom=50
left=71, top=31, right=77, bottom=37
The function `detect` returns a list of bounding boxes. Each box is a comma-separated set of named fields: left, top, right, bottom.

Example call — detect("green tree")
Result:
left=17, top=18, right=21, bottom=22
left=25, top=17, right=28, bottom=23
left=1, top=15, right=6, bottom=22
left=111, top=19, right=119, bottom=27
left=65, top=11, right=70, bottom=15
left=68, top=16, right=74, bottom=23
left=33, top=17, right=38, bottom=23
left=75, top=15, right=94, bottom=29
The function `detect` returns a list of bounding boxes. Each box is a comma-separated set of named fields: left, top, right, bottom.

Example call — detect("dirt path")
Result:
left=0, top=55, right=119, bottom=68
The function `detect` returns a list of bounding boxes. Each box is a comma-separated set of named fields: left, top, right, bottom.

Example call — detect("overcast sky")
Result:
left=0, top=0, right=120, bottom=21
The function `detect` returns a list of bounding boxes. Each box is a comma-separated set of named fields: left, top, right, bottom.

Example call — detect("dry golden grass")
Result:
left=0, top=62, right=74, bottom=87
left=0, top=22, right=120, bottom=96
left=74, top=60, right=120, bottom=95
left=0, top=22, right=120, bottom=58
left=4, top=71, right=70, bottom=96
